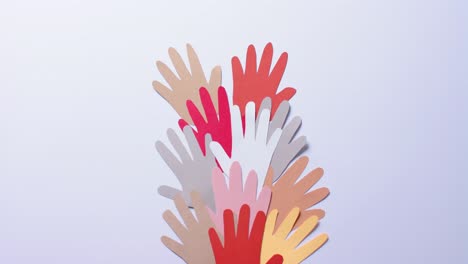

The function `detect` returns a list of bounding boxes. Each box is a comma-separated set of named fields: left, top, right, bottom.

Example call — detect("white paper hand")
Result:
left=209, top=102, right=282, bottom=192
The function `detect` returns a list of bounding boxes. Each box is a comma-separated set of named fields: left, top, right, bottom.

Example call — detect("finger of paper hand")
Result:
left=155, top=140, right=183, bottom=178
left=295, top=168, right=325, bottom=194
left=293, top=233, right=328, bottom=262
left=250, top=211, right=266, bottom=243
left=228, top=162, right=243, bottom=199
left=157, top=61, right=180, bottom=88
left=168, top=128, right=192, bottom=163
left=286, top=216, right=318, bottom=249
left=169, top=47, right=191, bottom=79
left=212, top=167, right=229, bottom=208
left=297, top=187, right=330, bottom=210
left=269, top=100, right=290, bottom=134
left=266, top=254, right=284, bottom=264
left=265, top=209, right=279, bottom=235
left=174, top=194, right=198, bottom=229
left=237, top=204, right=251, bottom=241
left=163, top=210, right=189, bottom=241
left=256, top=108, right=271, bottom=144
left=209, top=141, right=230, bottom=172
left=188, top=99, right=208, bottom=126
left=258, top=42, right=274, bottom=78
left=158, top=185, right=182, bottom=200
left=275, top=207, right=299, bottom=240
left=230, top=105, right=243, bottom=145
left=274, top=156, right=309, bottom=189
left=275, top=87, right=296, bottom=103
left=187, top=44, right=208, bottom=84
left=281, top=116, right=302, bottom=142
left=244, top=102, right=256, bottom=142
left=183, top=126, right=203, bottom=160
left=245, top=44, right=258, bottom=76
left=191, top=192, right=212, bottom=225
left=161, top=236, right=185, bottom=258
left=208, top=66, right=222, bottom=92
left=223, top=209, right=236, bottom=247
left=244, top=170, right=259, bottom=203
left=300, top=209, right=326, bottom=224
left=152, top=80, right=174, bottom=101
left=200, top=87, right=218, bottom=124
left=208, top=228, right=224, bottom=259
left=268, top=52, right=288, bottom=90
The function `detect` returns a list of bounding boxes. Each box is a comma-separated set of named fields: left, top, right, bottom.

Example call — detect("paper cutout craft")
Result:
left=261, top=207, right=328, bottom=264
left=153, top=44, right=222, bottom=125
left=264, top=156, right=329, bottom=231
left=208, top=162, right=271, bottom=234
left=232, top=42, right=296, bottom=120
left=153, top=43, right=331, bottom=263
left=210, top=102, right=282, bottom=192
left=178, top=86, right=232, bottom=156
left=257, top=98, right=307, bottom=182
left=162, top=192, right=215, bottom=264
left=209, top=204, right=284, bottom=264
left=156, top=126, right=217, bottom=209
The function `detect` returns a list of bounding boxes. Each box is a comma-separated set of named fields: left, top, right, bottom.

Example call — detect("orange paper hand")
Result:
left=265, top=156, right=329, bottom=231
left=232, top=43, right=296, bottom=119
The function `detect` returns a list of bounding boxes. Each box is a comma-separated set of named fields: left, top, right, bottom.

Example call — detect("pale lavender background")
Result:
left=0, top=0, right=467, bottom=263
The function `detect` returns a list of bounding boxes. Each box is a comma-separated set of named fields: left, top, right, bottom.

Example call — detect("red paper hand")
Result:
left=179, top=86, right=232, bottom=156
left=232, top=43, right=296, bottom=120
left=208, top=204, right=284, bottom=264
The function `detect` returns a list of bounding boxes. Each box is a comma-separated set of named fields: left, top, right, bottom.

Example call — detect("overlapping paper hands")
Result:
left=153, top=44, right=222, bottom=125
left=155, top=43, right=329, bottom=263
left=210, top=101, right=282, bottom=190
left=209, top=204, right=284, bottom=264
left=208, top=162, right=272, bottom=234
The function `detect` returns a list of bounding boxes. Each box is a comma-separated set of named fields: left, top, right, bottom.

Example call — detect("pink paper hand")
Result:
left=178, top=86, right=232, bottom=156
left=207, top=162, right=271, bottom=234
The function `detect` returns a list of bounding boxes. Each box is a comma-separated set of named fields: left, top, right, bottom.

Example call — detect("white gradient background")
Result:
left=1, top=0, right=467, bottom=263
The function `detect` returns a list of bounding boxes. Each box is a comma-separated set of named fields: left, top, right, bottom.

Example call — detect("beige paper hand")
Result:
left=161, top=192, right=215, bottom=264
left=261, top=208, right=328, bottom=264
left=153, top=44, right=222, bottom=124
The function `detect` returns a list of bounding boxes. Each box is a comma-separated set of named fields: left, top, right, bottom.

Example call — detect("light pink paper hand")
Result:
left=207, top=162, right=272, bottom=234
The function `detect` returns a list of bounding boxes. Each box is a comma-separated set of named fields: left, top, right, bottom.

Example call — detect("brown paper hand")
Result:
left=264, top=156, right=330, bottom=231
left=153, top=44, right=222, bottom=124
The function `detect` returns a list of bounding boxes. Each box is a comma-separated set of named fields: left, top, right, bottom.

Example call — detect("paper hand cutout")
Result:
left=210, top=102, right=282, bottom=191
left=162, top=192, right=215, bottom=264
left=153, top=44, right=222, bottom=125
left=178, top=86, right=232, bottom=156
left=209, top=204, right=284, bottom=264
left=232, top=42, right=296, bottom=119
left=261, top=207, right=328, bottom=264
left=156, top=126, right=217, bottom=209
left=258, top=98, right=307, bottom=182
left=264, top=156, right=329, bottom=231
left=208, top=162, right=271, bottom=234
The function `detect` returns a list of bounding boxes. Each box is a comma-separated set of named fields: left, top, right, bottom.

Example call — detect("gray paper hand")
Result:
left=258, top=98, right=307, bottom=182
left=156, top=126, right=217, bottom=209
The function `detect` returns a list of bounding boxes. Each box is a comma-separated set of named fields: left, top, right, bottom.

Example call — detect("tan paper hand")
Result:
left=153, top=44, right=222, bottom=124
left=264, top=156, right=329, bottom=231
left=161, top=192, right=215, bottom=264
left=261, top=208, right=328, bottom=264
